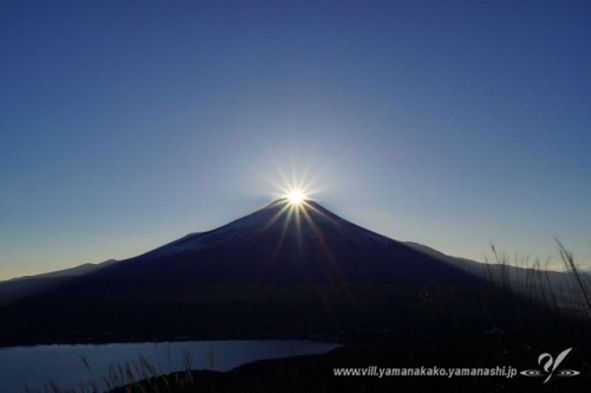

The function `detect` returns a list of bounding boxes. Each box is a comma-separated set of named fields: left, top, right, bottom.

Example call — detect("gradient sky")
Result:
left=2, top=0, right=590, bottom=280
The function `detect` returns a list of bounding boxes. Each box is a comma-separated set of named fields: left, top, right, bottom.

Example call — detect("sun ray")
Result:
left=252, top=195, right=359, bottom=325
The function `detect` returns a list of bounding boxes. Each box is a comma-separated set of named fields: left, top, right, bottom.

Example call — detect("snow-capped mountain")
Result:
left=0, top=199, right=483, bottom=346
left=82, top=199, right=469, bottom=290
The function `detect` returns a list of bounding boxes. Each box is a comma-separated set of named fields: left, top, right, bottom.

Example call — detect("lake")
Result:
left=0, top=340, right=340, bottom=392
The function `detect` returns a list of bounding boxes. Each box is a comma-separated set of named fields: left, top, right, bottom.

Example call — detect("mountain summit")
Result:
left=91, top=198, right=462, bottom=286
left=142, top=198, right=390, bottom=259
left=1, top=199, right=482, bottom=346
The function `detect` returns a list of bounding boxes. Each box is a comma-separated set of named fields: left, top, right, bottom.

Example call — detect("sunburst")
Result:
left=286, top=189, right=307, bottom=205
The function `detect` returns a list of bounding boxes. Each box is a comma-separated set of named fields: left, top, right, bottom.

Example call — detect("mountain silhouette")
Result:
left=94, top=199, right=464, bottom=285
left=0, top=199, right=485, bottom=346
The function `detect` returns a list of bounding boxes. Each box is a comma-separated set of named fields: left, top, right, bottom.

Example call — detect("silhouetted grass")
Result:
left=482, top=240, right=591, bottom=321
left=22, top=347, right=203, bottom=393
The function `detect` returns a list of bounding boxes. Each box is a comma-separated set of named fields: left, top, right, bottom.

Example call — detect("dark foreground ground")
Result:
left=5, top=275, right=590, bottom=392
left=111, top=330, right=591, bottom=393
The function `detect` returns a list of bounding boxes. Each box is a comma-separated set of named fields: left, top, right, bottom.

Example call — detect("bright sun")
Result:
left=286, top=190, right=307, bottom=205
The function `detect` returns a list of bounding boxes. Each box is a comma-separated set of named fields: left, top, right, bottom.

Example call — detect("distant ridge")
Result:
left=0, top=259, right=117, bottom=300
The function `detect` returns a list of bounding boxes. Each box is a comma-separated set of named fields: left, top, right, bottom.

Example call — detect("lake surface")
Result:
left=0, top=340, right=340, bottom=392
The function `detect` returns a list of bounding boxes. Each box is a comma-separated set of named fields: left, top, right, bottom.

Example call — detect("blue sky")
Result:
left=1, top=0, right=590, bottom=279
